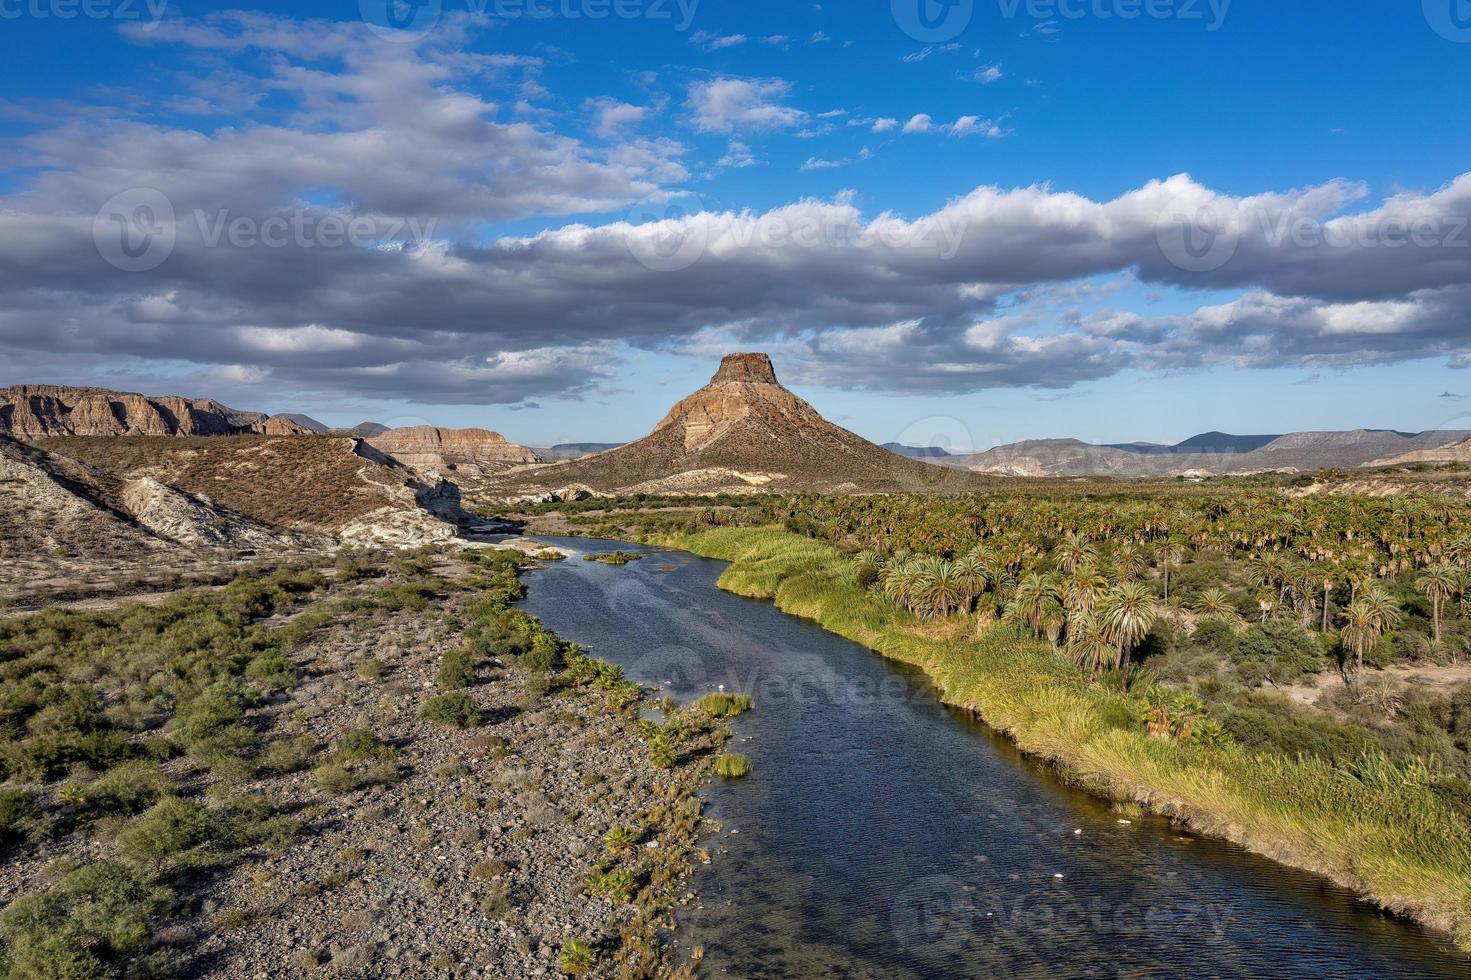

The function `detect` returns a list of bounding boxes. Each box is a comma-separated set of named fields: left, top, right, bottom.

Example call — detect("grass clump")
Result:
left=603, top=826, right=640, bottom=855
left=420, top=693, right=482, bottom=729
left=714, top=754, right=752, bottom=779
left=693, top=692, right=754, bottom=718
left=587, top=868, right=638, bottom=904
left=558, top=939, right=597, bottom=975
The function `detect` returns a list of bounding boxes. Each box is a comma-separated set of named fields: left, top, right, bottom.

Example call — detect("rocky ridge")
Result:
left=0, top=385, right=315, bottom=439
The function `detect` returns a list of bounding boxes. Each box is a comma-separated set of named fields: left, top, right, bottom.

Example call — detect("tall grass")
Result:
left=662, top=527, right=1471, bottom=949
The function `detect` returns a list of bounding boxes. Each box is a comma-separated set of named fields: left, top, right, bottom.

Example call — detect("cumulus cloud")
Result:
left=686, top=77, right=807, bottom=133
left=4, top=16, right=1470, bottom=405
left=902, top=113, right=934, bottom=134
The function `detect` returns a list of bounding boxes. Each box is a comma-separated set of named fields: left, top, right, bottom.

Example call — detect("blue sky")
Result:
left=1, top=1, right=1469, bottom=449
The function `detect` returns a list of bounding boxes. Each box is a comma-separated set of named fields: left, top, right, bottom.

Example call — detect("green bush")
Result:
left=74, top=761, right=172, bottom=818
left=244, top=649, right=297, bottom=691
left=332, top=728, right=394, bottom=763
left=520, top=634, right=563, bottom=673
left=436, top=649, right=478, bottom=690
left=0, top=860, right=171, bottom=980
left=0, top=789, right=41, bottom=844
left=587, top=868, right=637, bottom=904
left=115, top=797, right=214, bottom=865
left=420, top=694, right=481, bottom=729
left=646, top=732, right=677, bottom=770
left=1230, top=621, right=1326, bottom=687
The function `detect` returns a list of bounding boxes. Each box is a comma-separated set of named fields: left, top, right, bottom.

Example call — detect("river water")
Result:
left=517, top=536, right=1469, bottom=979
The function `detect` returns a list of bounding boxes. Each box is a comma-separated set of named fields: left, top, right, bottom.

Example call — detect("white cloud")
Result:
left=687, top=77, right=807, bottom=133
left=586, top=98, right=650, bottom=139
left=902, top=113, right=934, bottom=134
left=949, top=115, right=1006, bottom=138
left=974, top=63, right=1004, bottom=84
left=872, top=118, right=899, bottom=133
left=717, top=140, right=756, bottom=169
left=691, top=31, right=748, bottom=51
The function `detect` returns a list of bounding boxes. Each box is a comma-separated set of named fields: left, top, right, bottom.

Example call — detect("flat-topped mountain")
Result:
left=0, top=384, right=316, bottom=438
left=366, top=426, right=543, bottom=475
left=486, top=353, right=974, bottom=496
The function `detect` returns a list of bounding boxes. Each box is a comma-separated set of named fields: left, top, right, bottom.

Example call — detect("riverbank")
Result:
left=0, top=549, right=718, bottom=978
left=657, top=527, right=1471, bottom=952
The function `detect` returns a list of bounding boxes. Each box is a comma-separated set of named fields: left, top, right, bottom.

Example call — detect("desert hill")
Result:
left=943, top=429, right=1471, bottom=477
left=1368, top=437, right=1471, bottom=468
left=485, top=353, right=977, bottom=497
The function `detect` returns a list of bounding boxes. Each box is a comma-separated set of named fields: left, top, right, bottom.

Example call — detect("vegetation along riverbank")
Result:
left=643, top=519, right=1471, bottom=952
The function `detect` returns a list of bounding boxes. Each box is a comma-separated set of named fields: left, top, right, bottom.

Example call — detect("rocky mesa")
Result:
left=483, top=352, right=979, bottom=497
left=366, top=426, right=542, bottom=476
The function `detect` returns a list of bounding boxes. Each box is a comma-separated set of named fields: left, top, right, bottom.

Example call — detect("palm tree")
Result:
left=1340, top=600, right=1381, bottom=685
left=1417, top=563, right=1457, bottom=644
left=1067, top=612, right=1116, bottom=673
left=1055, top=532, right=1099, bottom=576
left=1192, top=588, right=1232, bottom=619
left=1113, top=543, right=1146, bottom=582
left=954, top=553, right=989, bottom=612
left=1063, top=567, right=1109, bottom=618
left=918, top=558, right=967, bottom=618
left=1098, top=581, right=1158, bottom=670
left=1158, top=544, right=1187, bottom=602
left=1008, top=572, right=1060, bottom=641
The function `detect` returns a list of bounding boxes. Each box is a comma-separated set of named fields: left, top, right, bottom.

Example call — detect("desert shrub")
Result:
left=244, top=649, right=297, bottom=691
left=257, top=735, right=315, bottom=775
left=603, top=826, right=639, bottom=854
left=420, top=694, right=481, bottom=729
left=0, top=860, right=171, bottom=980
left=332, top=728, right=394, bottom=763
left=171, top=678, right=250, bottom=747
left=0, top=789, right=43, bottom=844
left=646, top=732, right=677, bottom=770
left=437, top=649, right=478, bottom=690
left=1213, top=697, right=1381, bottom=764
left=75, top=760, right=173, bottom=817
left=1190, top=618, right=1237, bottom=652
left=715, top=754, right=752, bottom=779
left=115, top=796, right=215, bottom=866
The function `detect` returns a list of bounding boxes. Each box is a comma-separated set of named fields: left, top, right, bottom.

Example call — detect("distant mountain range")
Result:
left=882, top=442, right=954, bottom=459
left=939, top=430, right=1471, bottom=477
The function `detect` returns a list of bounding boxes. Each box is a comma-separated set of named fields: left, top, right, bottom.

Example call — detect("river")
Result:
left=516, top=535, right=1469, bottom=978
